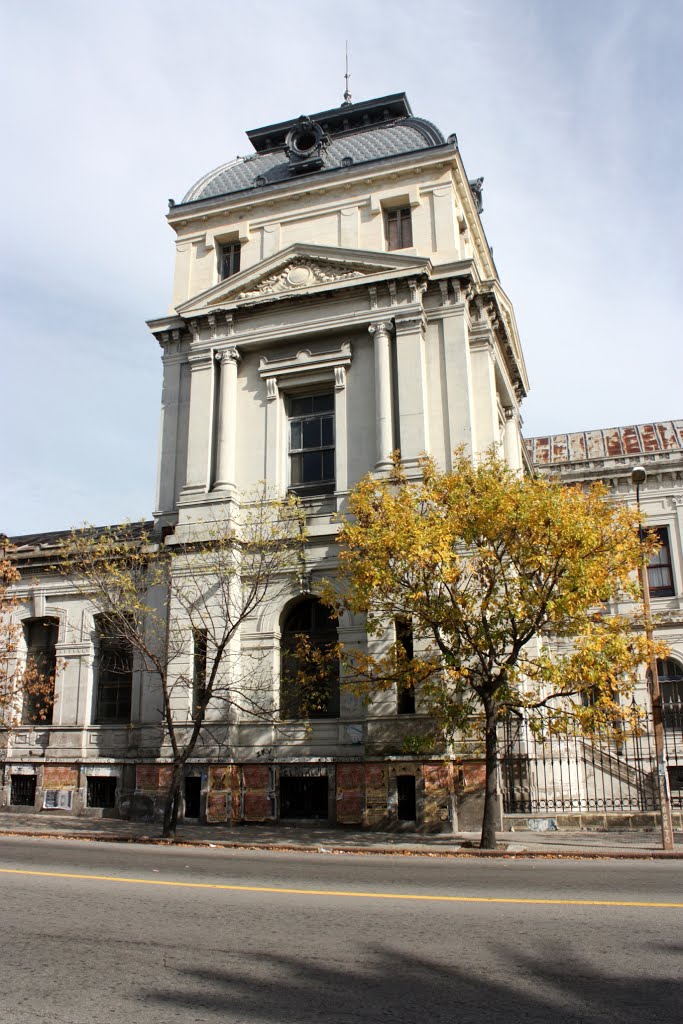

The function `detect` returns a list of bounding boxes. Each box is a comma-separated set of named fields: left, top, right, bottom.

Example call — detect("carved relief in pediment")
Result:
left=237, top=257, right=365, bottom=299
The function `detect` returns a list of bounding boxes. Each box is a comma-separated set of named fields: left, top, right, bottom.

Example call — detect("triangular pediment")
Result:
left=176, top=243, right=431, bottom=316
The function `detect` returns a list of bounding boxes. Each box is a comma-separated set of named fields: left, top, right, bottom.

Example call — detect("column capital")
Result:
left=368, top=320, right=393, bottom=339
left=216, top=344, right=240, bottom=365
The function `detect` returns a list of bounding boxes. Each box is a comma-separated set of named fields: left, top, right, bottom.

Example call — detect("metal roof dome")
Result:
left=180, top=94, right=448, bottom=205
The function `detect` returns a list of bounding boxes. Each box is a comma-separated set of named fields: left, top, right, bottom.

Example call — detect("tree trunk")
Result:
left=161, top=764, right=184, bottom=838
left=480, top=695, right=500, bottom=850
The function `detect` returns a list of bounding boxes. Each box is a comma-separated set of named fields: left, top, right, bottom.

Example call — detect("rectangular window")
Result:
left=288, top=393, right=335, bottom=495
left=648, top=526, right=675, bottom=597
left=192, top=627, right=208, bottom=714
left=220, top=241, right=241, bottom=279
left=94, top=619, right=133, bottom=725
left=10, top=774, right=36, bottom=806
left=87, top=777, right=118, bottom=809
left=395, top=617, right=415, bottom=715
left=384, top=207, right=413, bottom=251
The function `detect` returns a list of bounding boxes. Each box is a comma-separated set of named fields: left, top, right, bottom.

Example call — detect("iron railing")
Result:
left=501, top=704, right=683, bottom=814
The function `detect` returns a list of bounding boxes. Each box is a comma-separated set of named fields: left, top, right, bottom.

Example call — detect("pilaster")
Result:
left=180, top=351, right=214, bottom=501
left=394, top=312, right=429, bottom=468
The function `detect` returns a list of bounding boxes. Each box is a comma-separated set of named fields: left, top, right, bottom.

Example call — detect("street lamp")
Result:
left=632, top=465, right=675, bottom=851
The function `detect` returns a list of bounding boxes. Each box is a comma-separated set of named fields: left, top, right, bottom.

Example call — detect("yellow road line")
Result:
left=0, top=867, right=681, bottom=908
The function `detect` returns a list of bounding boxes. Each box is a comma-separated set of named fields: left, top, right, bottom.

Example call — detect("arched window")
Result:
left=657, top=658, right=683, bottom=731
left=22, top=617, right=59, bottom=724
left=280, top=598, right=339, bottom=719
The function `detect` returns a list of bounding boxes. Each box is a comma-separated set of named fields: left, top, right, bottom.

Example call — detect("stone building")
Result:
left=3, top=93, right=680, bottom=830
left=515, top=422, right=683, bottom=826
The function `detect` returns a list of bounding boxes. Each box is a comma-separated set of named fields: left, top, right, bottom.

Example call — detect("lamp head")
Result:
left=631, top=466, right=647, bottom=485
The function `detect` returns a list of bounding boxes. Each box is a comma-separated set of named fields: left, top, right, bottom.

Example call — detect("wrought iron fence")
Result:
left=501, top=705, right=683, bottom=814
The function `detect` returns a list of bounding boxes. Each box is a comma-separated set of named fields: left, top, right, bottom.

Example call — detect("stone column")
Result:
left=213, top=345, right=240, bottom=491
left=503, top=407, right=522, bottom=471
left=369, top=321, right=394, bottom=470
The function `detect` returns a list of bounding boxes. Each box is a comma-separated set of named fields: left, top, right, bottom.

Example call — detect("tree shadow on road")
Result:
left=142, top=940, right=680, bottom=1024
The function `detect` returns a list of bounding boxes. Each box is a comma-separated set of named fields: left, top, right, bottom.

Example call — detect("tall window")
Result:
left=384, top=207, right=413, bottom=250
left=94, top=618, right=133, bottom=725
left=647, top=527, right=675, bottom=597
left=192, top=627, right=208, bottom=714
left=658, top=658, right=683, bottom=731
left=22, top=618, right=58, bottom=724
left=288, top=393, right=335, bottom=495
left=220, top=241, right=241, bottom=279
left=395, top=617, right=416, bottom=715
left=281, top=598, right=339, bottom=719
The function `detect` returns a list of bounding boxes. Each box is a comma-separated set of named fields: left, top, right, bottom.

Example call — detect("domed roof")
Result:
left=181, top=94, right=448, bottom=205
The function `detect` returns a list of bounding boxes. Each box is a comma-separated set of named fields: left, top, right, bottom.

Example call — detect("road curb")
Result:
left=1, top=828, right=682, bottom=859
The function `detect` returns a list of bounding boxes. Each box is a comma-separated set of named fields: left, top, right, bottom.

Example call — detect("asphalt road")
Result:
left=0, top=837, right=681, bottom=1024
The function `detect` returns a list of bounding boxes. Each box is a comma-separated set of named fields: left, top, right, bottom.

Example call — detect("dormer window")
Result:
left=220, top=241, right=241, bottom=280
left=385, top=207, right=413, bottom=250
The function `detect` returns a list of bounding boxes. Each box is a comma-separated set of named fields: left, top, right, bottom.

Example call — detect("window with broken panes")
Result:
left=288, top=393, right=335, bottom=495
left=94, top=619, right=133, bottom=724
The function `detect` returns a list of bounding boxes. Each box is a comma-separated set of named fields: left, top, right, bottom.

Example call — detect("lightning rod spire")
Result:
left=343, top=41, right=352, bottom=105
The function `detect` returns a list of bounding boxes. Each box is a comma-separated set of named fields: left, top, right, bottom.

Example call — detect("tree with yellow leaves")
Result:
left=329, top=451, right=663, bottom=850
left=63, top=490, right=305, bottom=837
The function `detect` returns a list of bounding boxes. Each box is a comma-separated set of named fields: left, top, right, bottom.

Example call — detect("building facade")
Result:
left=515, top=423, right=683, bottom=826
left=3, top=95, right=680, bottom=830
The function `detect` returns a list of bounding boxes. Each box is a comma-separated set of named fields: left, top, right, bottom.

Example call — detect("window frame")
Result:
left=280, top=598, right=340, bottom=720
left=219, top=240, right=241, bottom=280
left=287, top=391, right=336, bottom=497
left=384, top=206, right=413, bottom=251
left=22, top=617, right=59, bottom=725
left=93, top=619, right=133, bottom=726
left=647, top=526, right=675, bottom=598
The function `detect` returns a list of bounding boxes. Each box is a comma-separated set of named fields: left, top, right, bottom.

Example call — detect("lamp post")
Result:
left=631, top=465, right=675, bottom=851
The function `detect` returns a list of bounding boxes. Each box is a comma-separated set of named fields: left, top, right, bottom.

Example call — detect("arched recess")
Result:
left=657, top=658, right=683, bottom=731
left=280, top=597, right=339, bottom=719
left=21, top=616, right=60, bottom=725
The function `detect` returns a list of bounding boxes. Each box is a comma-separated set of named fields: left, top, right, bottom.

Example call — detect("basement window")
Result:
left=10, top=775, right=36, bottom=806
left=87, top=776, right=118, bottom=809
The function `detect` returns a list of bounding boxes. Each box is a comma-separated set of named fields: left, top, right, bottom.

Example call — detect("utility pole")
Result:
left=632, top=465, right=675, bottom=851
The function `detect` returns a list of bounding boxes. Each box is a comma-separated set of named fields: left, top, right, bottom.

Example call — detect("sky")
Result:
left=1, top=0, right=681, bottom=535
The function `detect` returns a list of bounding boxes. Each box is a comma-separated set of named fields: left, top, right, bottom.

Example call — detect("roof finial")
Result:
left=342, top=40, right=352, bottom=106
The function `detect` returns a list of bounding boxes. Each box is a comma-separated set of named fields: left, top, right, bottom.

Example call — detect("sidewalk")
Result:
left=1, top=811, right=682, bottom=858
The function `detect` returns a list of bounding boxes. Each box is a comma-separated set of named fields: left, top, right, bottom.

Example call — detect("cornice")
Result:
left=167, top=145, right=457, bottom=227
